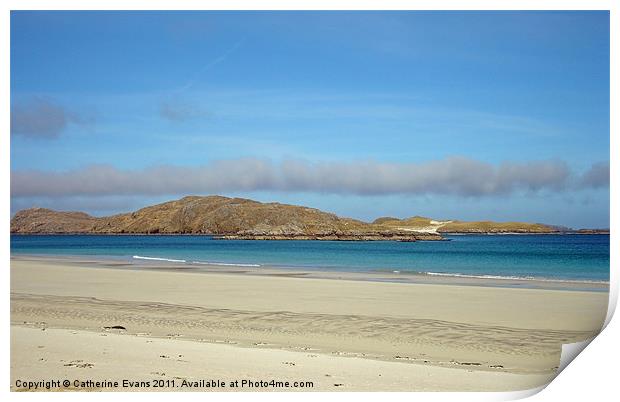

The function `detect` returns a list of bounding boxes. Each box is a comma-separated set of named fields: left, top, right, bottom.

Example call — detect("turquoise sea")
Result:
left=10, top=234, right=609, bottom=283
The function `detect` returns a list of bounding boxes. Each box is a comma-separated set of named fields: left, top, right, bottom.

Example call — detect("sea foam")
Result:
left=132, top=255, right=187, bottom=263
left=421, top=271, right=608, bottom=284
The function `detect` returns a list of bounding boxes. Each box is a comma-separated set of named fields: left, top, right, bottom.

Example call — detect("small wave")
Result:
left=421, top=271, right=608, bottom=284
left=132, top=255, right=187, bottom=263
left=191, top=260, right=261, bottom=268
left=132, top=255, right=260, bottom=267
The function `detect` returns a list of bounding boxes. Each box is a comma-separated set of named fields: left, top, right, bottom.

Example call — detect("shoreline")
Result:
left=10, top=231, right=610, bottom=235
left=10, top=257, right=608, bottom=391
left=10, top=254, right=610, bottom=292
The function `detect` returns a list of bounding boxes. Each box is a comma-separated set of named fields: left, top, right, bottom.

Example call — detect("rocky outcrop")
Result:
left=10, top=208, right=98, bottom=233
left=218, top=232, right=443, bottom=241
left=573, top=229, right=610, bottom=234
left=11, top=195, right=562, bottom=239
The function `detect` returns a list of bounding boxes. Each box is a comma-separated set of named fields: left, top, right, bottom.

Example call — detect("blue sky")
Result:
left=10, top=11, right=610, bottom=228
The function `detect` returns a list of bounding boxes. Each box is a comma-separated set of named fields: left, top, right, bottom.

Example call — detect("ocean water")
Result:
left=10, top=234, right=609, bottom=283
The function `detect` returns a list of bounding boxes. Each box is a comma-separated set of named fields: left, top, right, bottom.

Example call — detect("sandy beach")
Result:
left=10, top=256, right=609, bottom=392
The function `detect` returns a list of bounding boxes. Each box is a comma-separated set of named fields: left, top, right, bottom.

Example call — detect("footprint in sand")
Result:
left=63, top=360, right=94, bottom=368
left=103, top=325, right=127, bottom=330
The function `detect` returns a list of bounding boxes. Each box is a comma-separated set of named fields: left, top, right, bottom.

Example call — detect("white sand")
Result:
left=10, top=257, right=608, bottom=391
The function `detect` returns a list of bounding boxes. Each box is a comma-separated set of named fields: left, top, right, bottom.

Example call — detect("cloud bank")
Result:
left=11, top=97, right=89, bottom=139
left=10, top=157, right=609, bottom=199
left=579, top=161, right=610, bottom=189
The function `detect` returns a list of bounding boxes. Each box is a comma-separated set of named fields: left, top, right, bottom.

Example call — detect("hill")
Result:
left=373, top=216, right=557, bottom=234
left=11, top=195, right=562, bottom=239
left=10, top=196, right=442, bottom=241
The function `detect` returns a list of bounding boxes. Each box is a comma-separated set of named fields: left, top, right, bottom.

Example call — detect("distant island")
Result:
left=10, top=195, right=608, bottom=240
